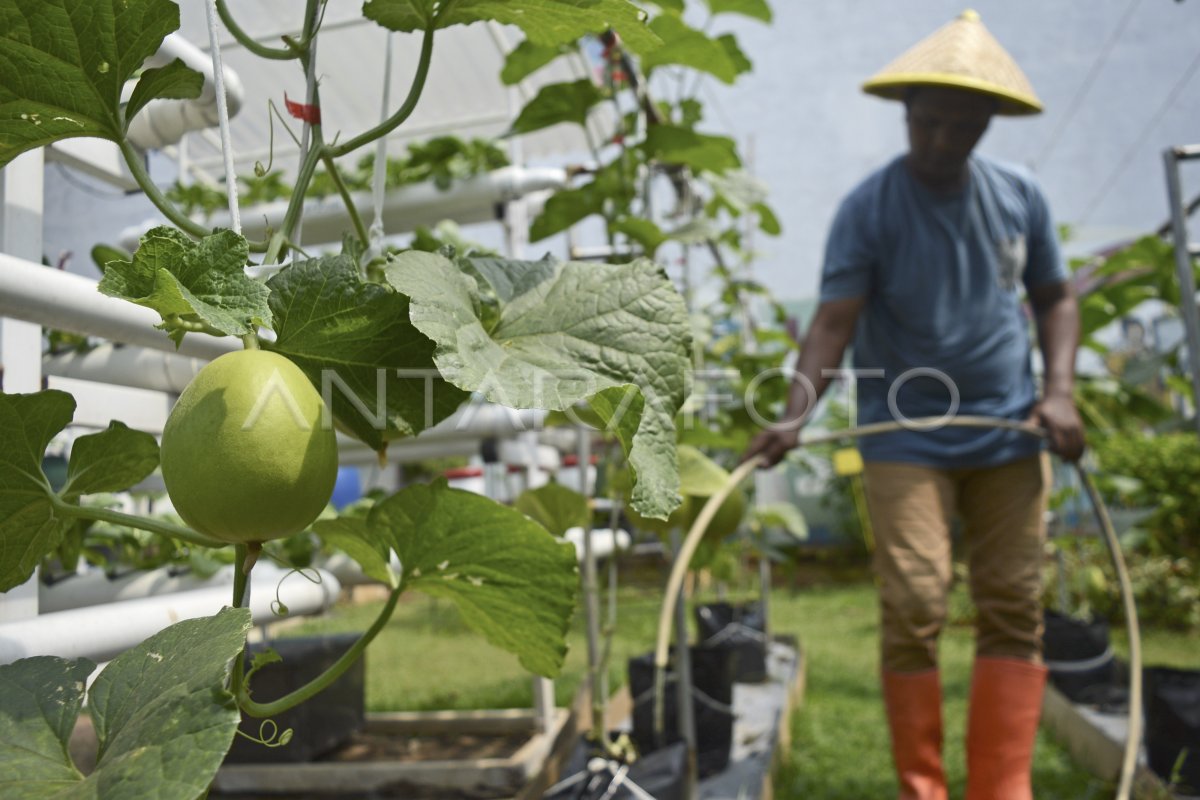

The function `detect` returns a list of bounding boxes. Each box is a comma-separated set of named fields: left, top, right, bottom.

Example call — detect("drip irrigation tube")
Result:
left=652, top=415, right=1142, bottom=800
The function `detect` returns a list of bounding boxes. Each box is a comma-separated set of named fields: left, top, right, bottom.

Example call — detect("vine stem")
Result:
left=328, top=26, right=436, bottom=158
left=238, top=585, right=403, bottom=718
left=233, top=544, right=252, bottom=607
left=117, top=140, right=269, bottom=252
left=229, top=541, right=258, bottom=706
left=276, top=140, right=324, bottom=256
left=262, top=232, right=288, bottom=267
left=117, top=141, right=214, bottom=240
left=52, top=496, right=225, bottom=549
left=215, top=0, right=303, bottom=61
left=321, top=152, right=369, bottom=247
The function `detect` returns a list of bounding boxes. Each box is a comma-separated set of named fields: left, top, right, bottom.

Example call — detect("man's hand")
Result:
left=1028, top=393, right=1085, bottom=462
left=740, top=426, right=801, bottom=468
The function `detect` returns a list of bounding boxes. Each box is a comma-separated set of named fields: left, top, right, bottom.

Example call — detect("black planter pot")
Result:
left=1043, top=610, right=1118, bottom=705
left=543, top=737, right=686, bottom=800
left=1143, top=666, right=1200, bottom=793
left=627, top=645, right=736, bottom=779
left=224, top=633, right=365, bottom=764
left=695, top=601, right=768, bottom=683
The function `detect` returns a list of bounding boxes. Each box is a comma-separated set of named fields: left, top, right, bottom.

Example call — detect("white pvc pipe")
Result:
left=336, top=406, right=547, bottom=464
left=0, top=564, right=340, bottom=665
left=126, top=33, right=245, bottom=151
left=39, top=565, right=227, bottom=613
left=338, top=437, right=480, bottom=466
left=0, top=252, right=237, bottom=360
left=205, top=166, right=569, bottom=246
left=562, top=527, right=630, bottom=563
left=44, top=342, right=208, bottom=395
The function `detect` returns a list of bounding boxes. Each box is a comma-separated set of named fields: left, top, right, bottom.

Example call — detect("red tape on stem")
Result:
left=284, top=93, right=321, bottom=124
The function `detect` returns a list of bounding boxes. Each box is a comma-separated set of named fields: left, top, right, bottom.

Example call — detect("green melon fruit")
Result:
left=160, top=349, right=339, bottom=544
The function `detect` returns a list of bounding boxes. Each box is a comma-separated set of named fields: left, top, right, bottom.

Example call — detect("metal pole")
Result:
left=1163, top=147, right=1200, bottom=437
left=669, top=529, right=699, bottom=800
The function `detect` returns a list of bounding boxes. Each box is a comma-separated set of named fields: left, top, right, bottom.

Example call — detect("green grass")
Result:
left=279, top=585, right=669, bottom=712
left=1112, top=624, right=1200, bottom=669
left=275, top=574, right=1187, bottom=797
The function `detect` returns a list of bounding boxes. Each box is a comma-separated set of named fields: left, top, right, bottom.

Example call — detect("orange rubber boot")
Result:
left=882, top=669, right=948, bottom=800
left=965, top=657, right=1048, bottom=800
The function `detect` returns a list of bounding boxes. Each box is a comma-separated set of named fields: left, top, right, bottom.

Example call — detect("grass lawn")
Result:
left=275, top=569, right=1183, bottom=798
left=278, top=581, right=669, bottom=712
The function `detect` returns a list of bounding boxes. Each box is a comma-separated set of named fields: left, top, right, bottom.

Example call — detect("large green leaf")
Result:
left=753, top=502, right=808, bottom=539
left=124, top=60, right=205, bottom=124
left=0, top=0, right=204, bottom=169
left=385, top=252, right=691, bottom=519
left=529, top=161, right=632, bottom=242
left=0, top=609, right=251, bottom=800
left=266, top=254, right=468, bottom=451
left=640, top=14, right=745, bottom=84
left=584, top=386, right=644, bottom=455
left=60, top=421, right=159, bottom=501
left=705, top=0, right=773, bottom=22
left=717, top=33, right=752, bottom=75
left=364, top=0, right=659, bottom=55
left=642, top=124, right=741, bottom=173
left=514, top=482, right=591, bottom=537
left=370, top=480, right=579, bottom=676
left=98, top=227, right=271, bottom=347
left=705, top=168, right=768, bottom=213
left=754, top=201, right=781, bottom=235
left=610, top=217, right=667, bottom=257
left=0, top=657, right=92, bottom=796
left=0, top=390, right=178, bottom=592
left=508, top=79, right=605, bottom=136
left=501, top=39, right=568, bottom=85
left=312, top=516, right=399, bottom=589
left=0, top=391, right=75, bottom=592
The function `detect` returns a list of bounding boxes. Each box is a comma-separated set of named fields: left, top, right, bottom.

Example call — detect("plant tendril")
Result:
left=234, top=719, right=295, bottom=748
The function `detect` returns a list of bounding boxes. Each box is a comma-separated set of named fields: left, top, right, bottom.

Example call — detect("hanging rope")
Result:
left=365, top=30, right=396, bottom=264
left=203, top=0, right=242, bottom=234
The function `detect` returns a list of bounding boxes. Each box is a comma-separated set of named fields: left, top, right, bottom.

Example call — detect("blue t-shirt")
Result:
left=818, top=154, right=1068, bottom=468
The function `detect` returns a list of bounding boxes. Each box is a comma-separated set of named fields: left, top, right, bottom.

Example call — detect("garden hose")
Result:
left=652, top=415, right=1142, bottom=800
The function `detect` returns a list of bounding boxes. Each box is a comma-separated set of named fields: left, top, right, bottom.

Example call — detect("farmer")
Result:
left=743, top=10, right=1085, bottom=799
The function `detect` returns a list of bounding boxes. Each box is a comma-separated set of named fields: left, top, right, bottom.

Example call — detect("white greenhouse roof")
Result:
left=174, top=1, right=606, bottom=182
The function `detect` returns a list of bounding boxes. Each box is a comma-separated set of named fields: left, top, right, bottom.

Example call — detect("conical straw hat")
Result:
left=862, top=9, right=1042, bottom=116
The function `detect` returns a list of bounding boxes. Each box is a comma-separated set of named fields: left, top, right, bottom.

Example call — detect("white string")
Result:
left=366, top=31, right=395, bottom=260
left=203, top=0, right=241, bottom=235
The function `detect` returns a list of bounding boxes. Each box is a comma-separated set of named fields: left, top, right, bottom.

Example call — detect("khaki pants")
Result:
left=863, top=454, right=1051, bottom=673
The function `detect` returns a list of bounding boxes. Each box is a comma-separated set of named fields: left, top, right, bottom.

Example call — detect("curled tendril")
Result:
left=270, top=566, right=324, bottom=617
left=234, top=718, right=294, bottom=749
